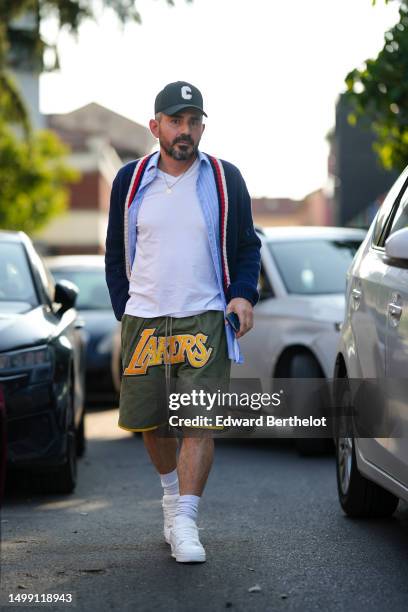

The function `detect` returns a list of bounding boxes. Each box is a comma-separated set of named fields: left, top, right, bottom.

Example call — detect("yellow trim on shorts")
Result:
left=118, top=422, right=166, bottom=433
left=118, top=422, right=224, bottom=433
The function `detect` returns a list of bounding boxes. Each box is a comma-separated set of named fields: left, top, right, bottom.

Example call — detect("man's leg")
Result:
left=142, top=430, right=178, bottom=474
left=167, top=311, right=229, bottom=561
left=175, top=435, right=214, bottom=524
left=178, top=436, right=214, bottom=496
left=143, top=431, right=180, bottom=545
left=165, top=434, right=213, bottom=563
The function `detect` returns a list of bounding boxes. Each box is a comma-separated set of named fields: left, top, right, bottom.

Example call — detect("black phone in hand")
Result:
left=226, top=312, right=240, bottom=333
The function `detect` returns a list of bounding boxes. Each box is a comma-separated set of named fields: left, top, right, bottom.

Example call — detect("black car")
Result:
left=46, top=256, right=118, bottom=403
left=0, top=231, right=86, bottom=494
left=0, top=385, right=6, bottom=504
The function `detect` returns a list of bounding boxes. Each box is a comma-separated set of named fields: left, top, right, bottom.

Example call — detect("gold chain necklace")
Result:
left=160, top=160, right=197, bottom=194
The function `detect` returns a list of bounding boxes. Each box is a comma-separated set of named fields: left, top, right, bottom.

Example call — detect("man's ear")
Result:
left=201, top=123, right=206, bottom=136
left=149, top=118, right=159, bottom=138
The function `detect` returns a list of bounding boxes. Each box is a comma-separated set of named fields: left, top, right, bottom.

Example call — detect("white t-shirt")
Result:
left=124, top=158, right=224, bottom=318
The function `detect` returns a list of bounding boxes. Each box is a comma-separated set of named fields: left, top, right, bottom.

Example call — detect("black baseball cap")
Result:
left=154, top=81, right=207, bottom=117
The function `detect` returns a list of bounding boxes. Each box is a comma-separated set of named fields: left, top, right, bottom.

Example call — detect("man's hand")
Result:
left=226, top=298, right=254, bottom=339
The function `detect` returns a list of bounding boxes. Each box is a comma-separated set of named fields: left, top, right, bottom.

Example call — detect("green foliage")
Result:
left=0, top=72, right=31, bottom=137
left=345, top=0, right=408, bottom=171
left=0, top=119, right=79, bottom=232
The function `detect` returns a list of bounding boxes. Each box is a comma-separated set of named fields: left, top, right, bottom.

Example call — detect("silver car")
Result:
left=334, top=166, right=408, bottom=516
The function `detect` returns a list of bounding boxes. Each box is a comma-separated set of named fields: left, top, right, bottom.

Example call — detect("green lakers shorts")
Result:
left=118, top=310, right=231, bottom=432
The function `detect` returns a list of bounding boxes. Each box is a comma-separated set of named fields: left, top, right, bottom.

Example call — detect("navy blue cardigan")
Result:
left=105, top=152, right=261, bottom=322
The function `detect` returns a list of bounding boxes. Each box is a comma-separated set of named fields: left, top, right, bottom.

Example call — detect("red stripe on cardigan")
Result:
left=209, top=156, right=229, bottom=292
left=127, top=155, right=150, bottom=208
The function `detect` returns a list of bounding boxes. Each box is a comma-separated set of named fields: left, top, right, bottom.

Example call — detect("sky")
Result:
left=39, top=0, right=400, bottom=199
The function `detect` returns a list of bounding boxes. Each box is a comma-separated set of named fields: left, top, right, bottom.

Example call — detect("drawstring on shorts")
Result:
left=164, top=315, right=173, bottom=407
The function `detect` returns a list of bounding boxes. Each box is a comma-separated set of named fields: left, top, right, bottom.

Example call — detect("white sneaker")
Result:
left=169, top=515, right=206, bottom=563
left=162, top=494, right=179, bottom=544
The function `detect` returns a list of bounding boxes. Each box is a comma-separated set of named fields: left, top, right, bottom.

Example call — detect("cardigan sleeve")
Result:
left=105, top=170, right=130, bottom=321
left=227, top=172, right=262, bottom=306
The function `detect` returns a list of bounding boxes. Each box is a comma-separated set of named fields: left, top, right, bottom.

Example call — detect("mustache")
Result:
left=173, top=136, right=194, bottom=146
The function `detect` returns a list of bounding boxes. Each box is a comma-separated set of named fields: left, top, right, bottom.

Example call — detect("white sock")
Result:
left=176, top=494, right=200, bottom=522
left=160, top=468, right=179, bottom=496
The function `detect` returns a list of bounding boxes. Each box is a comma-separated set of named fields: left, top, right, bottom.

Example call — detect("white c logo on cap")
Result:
left=181, top=86, right=192, bottom=100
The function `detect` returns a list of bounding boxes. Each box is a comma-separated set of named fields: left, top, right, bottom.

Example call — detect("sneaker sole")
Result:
left=172, top=551, right=206, bottom=563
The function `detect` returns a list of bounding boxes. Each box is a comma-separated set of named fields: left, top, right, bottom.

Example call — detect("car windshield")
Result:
left=267, top=238, right=362, bottom=295
left=50, top=268, right=111, bottom=310
left=0, top=242, right=38, bottom=308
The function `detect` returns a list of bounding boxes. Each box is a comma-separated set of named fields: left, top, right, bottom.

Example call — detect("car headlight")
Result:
left=0, top=346, right=54, bottom=381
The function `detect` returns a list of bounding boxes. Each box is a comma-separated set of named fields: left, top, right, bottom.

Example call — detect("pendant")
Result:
left=166, top=187, right=172, bottom=194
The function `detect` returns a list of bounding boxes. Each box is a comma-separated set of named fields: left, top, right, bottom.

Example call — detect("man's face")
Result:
left=150, top=109, right=205, bottom=161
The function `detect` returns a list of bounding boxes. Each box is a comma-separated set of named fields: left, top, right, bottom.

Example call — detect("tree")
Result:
left=0, top=117, right=79, bottom=232
left=345, top=0, right=408, bottom=171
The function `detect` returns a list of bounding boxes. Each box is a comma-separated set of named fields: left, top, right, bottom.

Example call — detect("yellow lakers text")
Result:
left=124, top=328, right=213, bottom=375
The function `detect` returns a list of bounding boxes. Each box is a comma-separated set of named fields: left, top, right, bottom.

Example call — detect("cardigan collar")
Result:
left=140, top=149, right=210, bottom=186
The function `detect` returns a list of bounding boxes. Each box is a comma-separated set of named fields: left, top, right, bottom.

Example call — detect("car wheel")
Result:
left=289, top=353, right=332, bottom=456
left=32, top=395, right=78, bottom=495
left=335, top=381, right=399, bottom=518
left=76, top=410, right=86, bottom=458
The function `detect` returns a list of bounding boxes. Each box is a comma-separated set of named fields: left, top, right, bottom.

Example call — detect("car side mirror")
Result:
left=54, top=280, right=78, bottom=312
left=385, top=227, right=408, bottom=261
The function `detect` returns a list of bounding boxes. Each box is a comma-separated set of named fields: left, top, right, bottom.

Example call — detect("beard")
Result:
left=160, top=135, right=199, bottom=161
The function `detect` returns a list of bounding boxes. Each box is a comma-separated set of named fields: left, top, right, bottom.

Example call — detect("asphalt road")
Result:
left=1, top=407, right=408, bottom=612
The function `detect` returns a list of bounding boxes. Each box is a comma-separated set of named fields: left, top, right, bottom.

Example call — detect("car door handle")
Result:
left=388, top=303, right=402, bottom=320
left=351, top=288, right=362, bottom=309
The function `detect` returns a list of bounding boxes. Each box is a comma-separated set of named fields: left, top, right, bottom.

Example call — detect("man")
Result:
left=105, top=81, right=261, bottom=563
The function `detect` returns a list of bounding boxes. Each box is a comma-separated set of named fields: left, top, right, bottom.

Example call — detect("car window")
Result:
left=384, top=188, right=408, bottom=240
left=44, top=265, right=56, bottom=302
left=267, top=239, right=362, bottom=295
left=258, top=264, right=274, bottom=300
left=372, top=166, right=408, bottom=247
left=50, top=268, right=111, bottom=310
left=0, top=242, right=39, bottom=307
left=30, top=250, right=55, bottom=305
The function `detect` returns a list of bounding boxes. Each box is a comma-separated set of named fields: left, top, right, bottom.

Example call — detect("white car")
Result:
left=232, top=226, right=366, bottom=452
left=334, top=165, right=408, bottom=516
